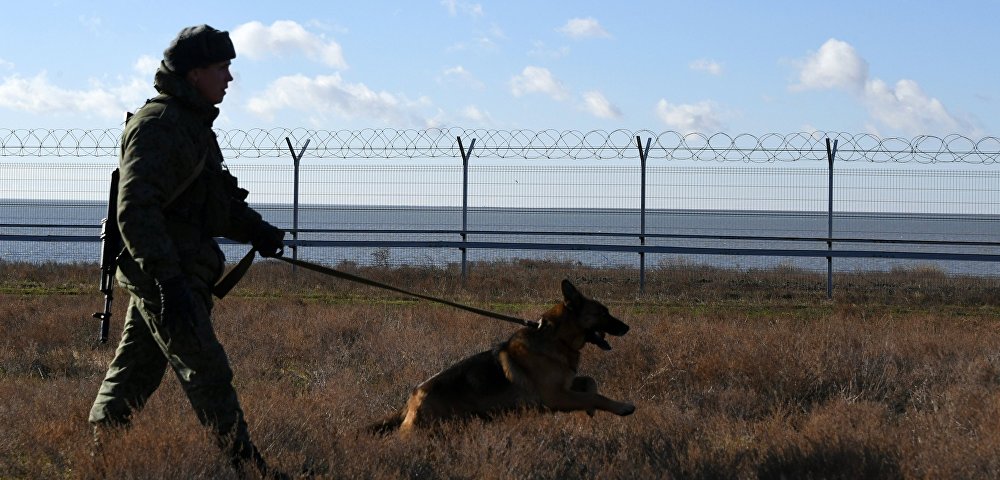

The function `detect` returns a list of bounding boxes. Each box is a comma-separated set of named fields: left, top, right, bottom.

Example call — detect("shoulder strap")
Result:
left=164, top=150, right=207, bottom=207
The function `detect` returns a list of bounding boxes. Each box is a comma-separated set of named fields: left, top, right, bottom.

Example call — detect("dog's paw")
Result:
left=615, top=403, right=636, bottom=416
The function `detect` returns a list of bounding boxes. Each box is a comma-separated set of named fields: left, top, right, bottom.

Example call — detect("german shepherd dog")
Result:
left=369, top=279, right=635, bottom=434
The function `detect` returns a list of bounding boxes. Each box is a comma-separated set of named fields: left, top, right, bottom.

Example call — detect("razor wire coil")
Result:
left=1, top=127, right=998, bottom=163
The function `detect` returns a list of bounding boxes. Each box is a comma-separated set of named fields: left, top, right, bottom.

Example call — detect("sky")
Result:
left=0, top=0, right=997, bottom=138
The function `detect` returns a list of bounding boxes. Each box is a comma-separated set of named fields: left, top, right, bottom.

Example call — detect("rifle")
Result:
left=93, top=167, right=121, bottom=344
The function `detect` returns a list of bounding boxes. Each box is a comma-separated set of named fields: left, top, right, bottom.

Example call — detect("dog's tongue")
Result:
left=585, top=330, right=612, bottom=350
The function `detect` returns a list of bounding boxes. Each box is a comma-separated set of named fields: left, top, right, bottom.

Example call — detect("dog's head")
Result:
left=554, top=279, right=629, bottom=350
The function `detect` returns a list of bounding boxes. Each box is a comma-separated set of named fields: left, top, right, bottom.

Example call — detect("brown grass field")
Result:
left=1, top=258, right=1000, bottom=479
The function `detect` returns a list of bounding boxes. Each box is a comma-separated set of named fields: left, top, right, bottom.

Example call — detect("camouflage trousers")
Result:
left=88, top=278, right=259, bottom=465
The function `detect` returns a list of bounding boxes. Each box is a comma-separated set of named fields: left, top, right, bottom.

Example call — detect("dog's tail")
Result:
left=365, top=411, right=403, bottom=435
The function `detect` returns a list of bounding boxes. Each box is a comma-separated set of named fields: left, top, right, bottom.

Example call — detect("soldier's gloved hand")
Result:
left=251, top=223, right=285, bottom=258
left=157, top=275, right=197, bottom=330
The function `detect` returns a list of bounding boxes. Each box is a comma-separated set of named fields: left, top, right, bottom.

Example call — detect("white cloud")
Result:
left=689, top=59, right=723, bottom=76
left=0, top=58, right=14, bottom=70
left=0, top=50, right=165, bottom=120
left=864, top=78, right=966, bottom=136
left=245, top=73, right=434, bottom=127
left=528, top=41, right=570, bottom=60
left=446, top=36, right=500, bottom=54
left=133, top=55, right=160, bottom=75
left=581, top=91, right=621, bottom=119
left=792, top=38, right=976, bottom=136
left=793, top=38, right=867, bottom=92
left=231, top=20, right=347, bottom=69
left=655, top=100, right=726, bottom=134
left=460, top=105, right=493, bottom=124
left=509, top=66, right=570, bottom=101
left=0, top=72, right=138, bottom=120
left=510, top=68, right=621, bottom=120
left=115, top=77, right=154, bottom=113
left=557, top=17, right=611, bottom=39
left=440, top=65, right=485, bottom=89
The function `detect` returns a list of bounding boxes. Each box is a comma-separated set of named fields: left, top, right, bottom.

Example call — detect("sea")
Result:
left=1, top=200, right=998, bottom=277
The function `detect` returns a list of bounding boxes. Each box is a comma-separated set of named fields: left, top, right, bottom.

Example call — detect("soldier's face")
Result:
left=187, top=60, right=233, bottom=105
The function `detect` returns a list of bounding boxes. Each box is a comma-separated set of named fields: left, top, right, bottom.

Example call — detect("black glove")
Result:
left=157, top=275, right=198, bottom=330
left=251, top=223, right=285, bottom=258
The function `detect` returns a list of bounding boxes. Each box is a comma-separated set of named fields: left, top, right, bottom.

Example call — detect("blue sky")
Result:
left=0, top=0, right=996, bottom=137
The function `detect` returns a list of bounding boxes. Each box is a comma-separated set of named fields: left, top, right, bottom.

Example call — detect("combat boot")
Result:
left=229, top=439, right=290, bottom=479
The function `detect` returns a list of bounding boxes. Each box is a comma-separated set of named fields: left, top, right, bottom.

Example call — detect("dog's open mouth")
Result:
left=585, top=330, right=613, bottom=350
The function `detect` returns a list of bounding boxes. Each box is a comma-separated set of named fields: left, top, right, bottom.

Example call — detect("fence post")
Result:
left=285, top=137, right=310, bottom=272
left=825, top=137, right=838, bottom=299
left=457, top=136, right=475, bottom=284
left=636, top=136, right=651, bottom=293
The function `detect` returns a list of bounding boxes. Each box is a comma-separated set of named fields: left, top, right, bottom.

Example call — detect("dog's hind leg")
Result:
left=366, top=411, right=404, bottom=435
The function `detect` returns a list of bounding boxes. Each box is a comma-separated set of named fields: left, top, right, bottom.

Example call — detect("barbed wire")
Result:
left=1, top=127, right=998, bottom=163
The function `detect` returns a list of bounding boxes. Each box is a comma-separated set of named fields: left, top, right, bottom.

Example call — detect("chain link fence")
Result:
left=1, top=128, right=998, bottom=284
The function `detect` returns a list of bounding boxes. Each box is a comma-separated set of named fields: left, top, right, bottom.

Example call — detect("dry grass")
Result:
left=2, top=259, right=1000, bottom=479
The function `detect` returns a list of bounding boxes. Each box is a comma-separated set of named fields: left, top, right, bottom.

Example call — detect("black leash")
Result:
left=231, top=253, right=537, bottom=328
left=277, top=255, right=537, bottom=328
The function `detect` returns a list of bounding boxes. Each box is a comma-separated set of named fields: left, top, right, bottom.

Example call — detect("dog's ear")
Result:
left=561, top=279, right=584, bottom=307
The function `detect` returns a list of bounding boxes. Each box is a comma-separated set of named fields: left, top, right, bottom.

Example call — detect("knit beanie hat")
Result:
left=162, top=25, right=236, bottom=76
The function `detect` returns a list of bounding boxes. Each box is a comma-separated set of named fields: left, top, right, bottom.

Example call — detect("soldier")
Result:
left=88, top=25, right=286, bottom=478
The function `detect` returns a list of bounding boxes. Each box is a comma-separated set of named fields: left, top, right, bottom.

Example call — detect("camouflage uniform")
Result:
left=89, top=55, right=274, bottom=469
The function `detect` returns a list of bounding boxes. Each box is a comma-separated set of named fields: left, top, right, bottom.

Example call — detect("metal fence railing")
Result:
left=1, top=129, right=998, bottom=294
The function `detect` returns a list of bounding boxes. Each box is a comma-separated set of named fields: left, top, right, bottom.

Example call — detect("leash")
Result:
left=279, top=255, right=538, bottom=328
left=277, top=255, right=538, bottom=328
left=215, top=248, right=537, bottom=328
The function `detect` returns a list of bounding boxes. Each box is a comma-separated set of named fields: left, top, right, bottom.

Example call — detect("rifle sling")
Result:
left=212, top=248, right=256, bottom=299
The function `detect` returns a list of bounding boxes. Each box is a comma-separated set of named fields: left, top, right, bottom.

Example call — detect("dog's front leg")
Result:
left=540, top=385, right=635, bottom=416
left=571, top=376, right=598, bottom=417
